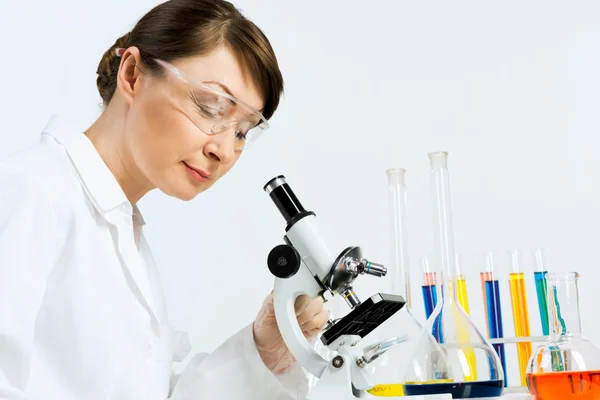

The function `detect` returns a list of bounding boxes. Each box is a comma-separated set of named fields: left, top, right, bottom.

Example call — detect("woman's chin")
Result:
left=156, top=181, right=199, bottom=201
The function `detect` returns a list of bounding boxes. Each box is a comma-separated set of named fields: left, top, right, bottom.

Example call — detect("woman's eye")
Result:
left=196, top=103, right=220, bottom=118
left=190, top=92, right=226, bottom=118
left=235, top=131, right=247, bottom=140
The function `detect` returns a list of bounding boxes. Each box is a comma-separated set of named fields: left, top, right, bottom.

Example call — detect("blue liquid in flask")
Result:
left=403, top=380, right=504, bottom=398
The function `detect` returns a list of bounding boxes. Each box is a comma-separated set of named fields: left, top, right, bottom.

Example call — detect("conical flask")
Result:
left=367, top=168, right=425, bottom=397
left=402, top=151, right=504, bottom=398
left=526, top=272, right=600, bottom=400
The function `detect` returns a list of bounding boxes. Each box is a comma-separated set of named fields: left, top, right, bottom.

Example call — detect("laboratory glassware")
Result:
left=508, top=249, right=533, bottom=387
left=527, top=272, right=600, bottom=400
left=402, top=152, right=504, bottom=398
left=367, top=168, right=423, bottom=397
left=533, top=249, right=550, bottom=336
left=481, top=252, right=508, bottom=386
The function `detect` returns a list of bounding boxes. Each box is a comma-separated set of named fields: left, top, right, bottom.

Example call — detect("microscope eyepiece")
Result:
left=264, top=175, right=315, bottom=230
left=263, top=175, right=287, bottom=193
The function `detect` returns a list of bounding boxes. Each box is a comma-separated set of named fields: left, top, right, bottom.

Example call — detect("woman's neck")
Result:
left=84, top=104, right=153, bottom=205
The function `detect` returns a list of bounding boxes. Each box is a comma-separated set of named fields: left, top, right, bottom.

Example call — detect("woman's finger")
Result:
left=297, top=297, right=324, bottom=326
left=294, top=294, right=312, bottom=316
left=303, top=326, right=327, bottom=340
left=301, top=308, right=330, bottom=332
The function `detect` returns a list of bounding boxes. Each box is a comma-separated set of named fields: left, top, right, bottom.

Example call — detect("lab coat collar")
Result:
left=42, top=115, right=145, bottom=225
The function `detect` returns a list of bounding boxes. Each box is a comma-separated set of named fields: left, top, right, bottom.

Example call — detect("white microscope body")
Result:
left=264, top=176, right=450, bottom=400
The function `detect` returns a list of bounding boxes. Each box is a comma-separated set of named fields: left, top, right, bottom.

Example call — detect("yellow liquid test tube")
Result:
left=456, top=275, right=470, bottom=314
left=449, top=275, right=477, bottom=381
left=509, top=271, right=532, bottom=386
left=453, top=255, right=477, bottom=381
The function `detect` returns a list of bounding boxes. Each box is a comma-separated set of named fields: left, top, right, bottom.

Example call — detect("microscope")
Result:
left=263, top=175, right=412, bottom=399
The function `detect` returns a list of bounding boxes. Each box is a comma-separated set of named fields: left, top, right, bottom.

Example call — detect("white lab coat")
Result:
left=0, top=115, right=309, bottom=399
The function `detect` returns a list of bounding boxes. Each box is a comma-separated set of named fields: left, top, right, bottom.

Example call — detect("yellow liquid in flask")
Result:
left=368, top=384, right=405, bottom=397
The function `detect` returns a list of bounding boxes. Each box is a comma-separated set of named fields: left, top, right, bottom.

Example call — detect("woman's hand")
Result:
left=253, top=292, right=329, bottom=375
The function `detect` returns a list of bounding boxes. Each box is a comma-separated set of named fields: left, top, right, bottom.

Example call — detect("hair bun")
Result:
left=96, top=32, right=131, bottom=106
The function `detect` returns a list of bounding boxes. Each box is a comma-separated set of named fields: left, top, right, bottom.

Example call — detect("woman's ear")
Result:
left=115, top=46, right=144, bottom=107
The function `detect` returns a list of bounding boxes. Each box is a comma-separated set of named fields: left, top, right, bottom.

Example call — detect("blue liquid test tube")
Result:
left=534, top=249, right=550, bottom=336
left=421, top=256, right=438, bottom=319
left=482, top=253, right=508, bottom=386
left=422, top=274, right=438, bottom=319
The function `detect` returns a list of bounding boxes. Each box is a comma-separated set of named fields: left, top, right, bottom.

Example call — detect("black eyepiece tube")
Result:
left=263, top=176, right=306, bottom=223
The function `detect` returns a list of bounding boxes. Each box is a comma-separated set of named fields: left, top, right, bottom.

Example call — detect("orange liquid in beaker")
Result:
left=526, top=370, right=600, bottom=400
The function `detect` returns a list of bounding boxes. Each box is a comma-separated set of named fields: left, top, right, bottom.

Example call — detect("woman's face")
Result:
left=125, top=46, right=264, bottom=201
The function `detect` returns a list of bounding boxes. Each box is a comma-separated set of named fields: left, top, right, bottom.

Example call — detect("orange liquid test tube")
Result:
left=509, top=250, right=532, bottom=387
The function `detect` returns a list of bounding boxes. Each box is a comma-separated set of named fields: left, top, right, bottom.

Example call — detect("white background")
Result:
left=1, top=0, right=599, bottom=387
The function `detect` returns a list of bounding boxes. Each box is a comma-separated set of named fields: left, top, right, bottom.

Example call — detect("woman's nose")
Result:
left=205, top=128, right=236, bottom=164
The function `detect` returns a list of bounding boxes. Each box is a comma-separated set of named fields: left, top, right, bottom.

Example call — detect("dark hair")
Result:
left=96, top=0, right=284, bottom=119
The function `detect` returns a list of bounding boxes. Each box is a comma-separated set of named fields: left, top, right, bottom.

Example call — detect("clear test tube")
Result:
left=386, top=168, right=412, bottom=306
left=508, top=249, right=533, bottom=387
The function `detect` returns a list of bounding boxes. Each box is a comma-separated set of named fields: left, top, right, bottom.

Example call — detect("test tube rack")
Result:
left=417, top=253, right=556, bottom=391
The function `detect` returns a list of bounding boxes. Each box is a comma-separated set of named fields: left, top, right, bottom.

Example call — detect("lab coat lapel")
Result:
left=141, top=235, right=192, bottom=361
left=139, top=235, right=168, bottom=324
left=106, top=212, right=161, bottom=325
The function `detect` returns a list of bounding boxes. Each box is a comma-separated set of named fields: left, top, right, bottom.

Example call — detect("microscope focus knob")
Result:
left=267, top=244, right=301, bottom=279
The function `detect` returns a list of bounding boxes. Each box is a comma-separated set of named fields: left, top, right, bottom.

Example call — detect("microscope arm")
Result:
left=273, top=263, right=329, bottom=379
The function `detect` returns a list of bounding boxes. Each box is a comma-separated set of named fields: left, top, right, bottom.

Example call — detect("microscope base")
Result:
left=306, top=352, right=451, bottom=400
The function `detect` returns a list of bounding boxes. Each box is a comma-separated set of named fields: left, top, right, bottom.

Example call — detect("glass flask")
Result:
left=402, top=152, right=505, bottom=398
left=367, top=168, right=425, bottom=397
left=526, top=272, right=600, bottom=400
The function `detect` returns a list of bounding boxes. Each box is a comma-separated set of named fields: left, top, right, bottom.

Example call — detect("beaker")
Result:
left=402, top=152, right=504, bottom=398
left=366, top=168, right=424, bottom=397
left=526, top=272, right=600, bottom=400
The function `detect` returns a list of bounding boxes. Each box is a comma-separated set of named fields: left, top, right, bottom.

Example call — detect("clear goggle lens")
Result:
left=160, top=62, right=268, bottom=151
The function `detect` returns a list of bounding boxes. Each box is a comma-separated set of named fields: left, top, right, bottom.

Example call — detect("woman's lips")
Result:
left=183, top=162, right=211, bottom=183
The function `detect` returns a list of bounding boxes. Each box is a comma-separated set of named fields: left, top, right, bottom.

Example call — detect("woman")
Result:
left=0, top=0, right=328, bottom=399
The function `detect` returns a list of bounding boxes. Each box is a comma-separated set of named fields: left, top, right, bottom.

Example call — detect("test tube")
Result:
left=482, top=252, right=508, bottom=386
left=421, top=256, right=438, bottom=320
left=386, top=168, right=412, bottom=306
left=454, top=253, right=477, bottom=381
left=480, top=272, right=490, bottom=337
left=454, top=254, right=470, bottom=314
left=533, top=249, right=550, bottom=336
left=508, top=249, right=533, bottom=387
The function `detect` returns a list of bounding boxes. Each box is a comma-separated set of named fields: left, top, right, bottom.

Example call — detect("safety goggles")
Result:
left=116, top=49, right=270, bottom=151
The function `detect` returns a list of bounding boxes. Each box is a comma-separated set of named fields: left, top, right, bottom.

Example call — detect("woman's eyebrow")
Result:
left=203, top=81, right=265, bottom=114
left=204, top=81, right=234, bottom=96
